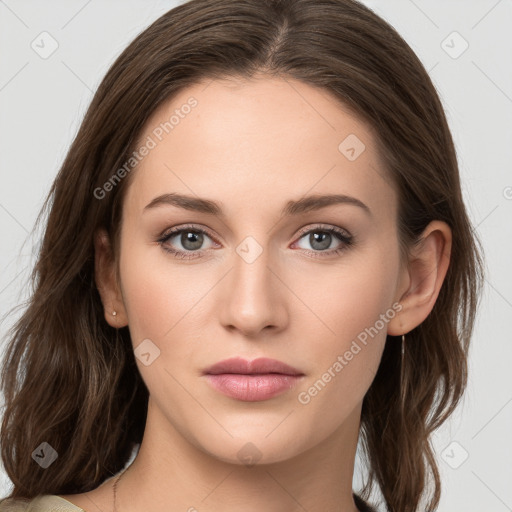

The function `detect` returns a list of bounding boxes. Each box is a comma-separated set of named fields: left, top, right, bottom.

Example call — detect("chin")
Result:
left=193, top=428, right=312, bottom=467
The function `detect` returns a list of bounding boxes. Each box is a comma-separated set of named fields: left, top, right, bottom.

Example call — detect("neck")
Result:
left=115, top=398, right=362, bottom=512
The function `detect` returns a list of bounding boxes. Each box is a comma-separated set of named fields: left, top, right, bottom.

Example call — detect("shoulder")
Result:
left=0, top=495, right=85, bottom=511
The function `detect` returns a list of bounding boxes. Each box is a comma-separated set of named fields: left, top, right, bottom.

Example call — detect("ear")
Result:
left=94, top=228, right=128, bottom=328
left=387, top=220, right=452, bottom=336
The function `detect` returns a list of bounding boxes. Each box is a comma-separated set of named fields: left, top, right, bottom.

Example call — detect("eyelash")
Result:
left=156, top=223, right=354, bottom=260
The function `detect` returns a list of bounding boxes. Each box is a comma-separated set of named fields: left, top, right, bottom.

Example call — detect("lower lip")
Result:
left=204, top=373, right=303, bottom=401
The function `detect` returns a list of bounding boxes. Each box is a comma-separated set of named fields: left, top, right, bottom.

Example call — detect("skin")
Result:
left=61, top=75, right=451, bottom=512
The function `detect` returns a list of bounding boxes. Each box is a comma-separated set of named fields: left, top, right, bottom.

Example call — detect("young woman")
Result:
left=0, top=0, right=483, bottom=511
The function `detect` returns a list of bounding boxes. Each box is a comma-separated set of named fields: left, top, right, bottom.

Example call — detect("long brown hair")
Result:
left=0, top=1, right=483, bottom=510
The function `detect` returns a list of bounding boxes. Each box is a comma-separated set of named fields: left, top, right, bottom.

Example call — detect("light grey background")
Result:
left=0, top=1, right=511, bottom=510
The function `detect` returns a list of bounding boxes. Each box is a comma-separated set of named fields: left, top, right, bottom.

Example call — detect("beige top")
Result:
left=0, top=495, right=85, bottom=511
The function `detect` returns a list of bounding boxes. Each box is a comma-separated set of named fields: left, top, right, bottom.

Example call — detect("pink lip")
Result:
left=203, top=357, right=305, bottom=402
left=203, top=357, right=303, bottom=376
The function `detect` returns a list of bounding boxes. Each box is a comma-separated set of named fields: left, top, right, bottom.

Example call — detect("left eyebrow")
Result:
left=143, top=192, right=371, bottom=217
left=283, top=193, right=371, bottom=217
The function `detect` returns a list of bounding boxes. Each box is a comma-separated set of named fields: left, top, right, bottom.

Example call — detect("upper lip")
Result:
left=204, top=357, right=304, bottom=376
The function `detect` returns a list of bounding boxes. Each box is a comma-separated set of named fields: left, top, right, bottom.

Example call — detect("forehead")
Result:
left=124, top=75, right=395, bottom=221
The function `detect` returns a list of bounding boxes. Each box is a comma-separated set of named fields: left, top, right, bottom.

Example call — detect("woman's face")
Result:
left=115, top=75, right=407, bottom=464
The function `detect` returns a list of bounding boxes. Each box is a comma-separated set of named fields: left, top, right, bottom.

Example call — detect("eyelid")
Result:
left=293, top=223, right=352, bottom=240
left=157, top=222, right=354, bottom=259
left=159, top=223, right=220, bottom=244
left=158, top=222, right=352, bottom=244
left=290, top=223, right=354, bottom=258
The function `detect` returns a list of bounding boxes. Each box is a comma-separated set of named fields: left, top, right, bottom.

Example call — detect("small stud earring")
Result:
left=112, top=311, right=117, bottom=317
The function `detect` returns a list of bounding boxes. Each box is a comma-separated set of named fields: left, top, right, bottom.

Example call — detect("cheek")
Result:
left=119, top=238, right=209, bottom=342
left=118, top=242, right=215, bottom=405
left=292, top=241, right=400, bottom=408
left=293, top=241, right=399, bottom=341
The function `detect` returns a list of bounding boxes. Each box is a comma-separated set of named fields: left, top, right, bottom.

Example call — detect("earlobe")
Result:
left=94, top=228, right=128, bottom=327
left=387, top=220, right=452, bottom=336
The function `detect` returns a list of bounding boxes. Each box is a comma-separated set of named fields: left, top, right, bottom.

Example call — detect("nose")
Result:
left=219, top=241, right=288, bottom=337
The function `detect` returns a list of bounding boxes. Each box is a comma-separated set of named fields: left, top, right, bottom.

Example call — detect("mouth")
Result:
left=203, top=356, right=304, bottom=376
left=202, top=357, right=305, bottom=402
